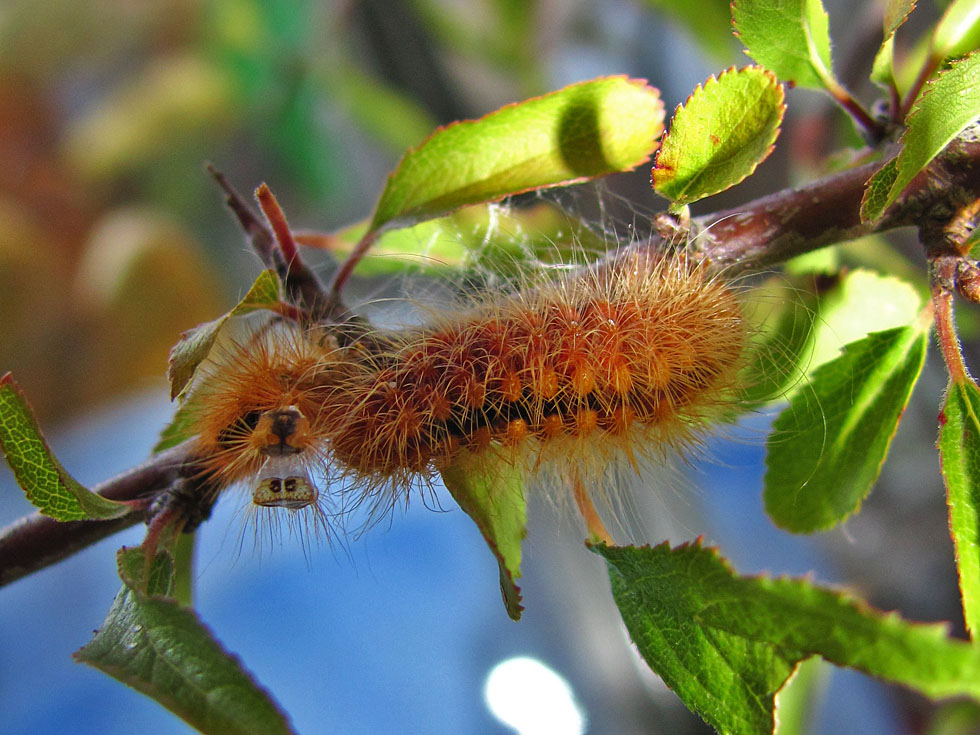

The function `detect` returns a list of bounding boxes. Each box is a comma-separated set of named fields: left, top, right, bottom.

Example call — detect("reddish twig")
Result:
left=207, top=165, right=347, bottom=323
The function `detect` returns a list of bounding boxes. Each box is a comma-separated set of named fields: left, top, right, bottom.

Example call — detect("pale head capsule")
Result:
left=252, top=455, right=319, bottom=510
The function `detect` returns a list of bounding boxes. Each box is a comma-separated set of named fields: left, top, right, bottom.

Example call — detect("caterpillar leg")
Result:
left=571, top=471, right=614, bottom=545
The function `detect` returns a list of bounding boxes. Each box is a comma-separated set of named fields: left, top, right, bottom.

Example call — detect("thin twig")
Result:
left=207, top=165, right=346, bottom=323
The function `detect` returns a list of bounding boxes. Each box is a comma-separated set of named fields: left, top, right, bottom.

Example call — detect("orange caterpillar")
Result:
left=184, top=248, right=747, bottom=537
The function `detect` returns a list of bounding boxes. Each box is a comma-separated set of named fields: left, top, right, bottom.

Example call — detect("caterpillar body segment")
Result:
left=183, top=250, right=748, bottom=535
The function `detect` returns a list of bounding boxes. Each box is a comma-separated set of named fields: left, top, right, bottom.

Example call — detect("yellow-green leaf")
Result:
left=652, top=66, right=784, bottom=205
left=167, top=269, right=281, bottom=400
left=0, top=374, right=130, bottom=521
left=368, top=77, right=665, bottom=233
left=932, top=0, right=980, bottom=64
left=441, top=450, right=527, bottom=620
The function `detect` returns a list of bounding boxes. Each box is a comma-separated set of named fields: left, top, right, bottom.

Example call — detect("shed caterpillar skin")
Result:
left=183, top=248, right=747, bottom=534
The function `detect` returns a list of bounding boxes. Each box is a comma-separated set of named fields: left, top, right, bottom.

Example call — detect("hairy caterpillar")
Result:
left=181, top=243, right=748, bottom=542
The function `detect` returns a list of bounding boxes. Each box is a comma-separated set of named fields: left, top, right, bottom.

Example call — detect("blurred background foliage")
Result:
left=0, top=0, right=750, bottom=423
left=0, top=1, right=967, bottom=733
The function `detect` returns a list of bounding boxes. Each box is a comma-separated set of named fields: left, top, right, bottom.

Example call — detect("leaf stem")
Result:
left=825, top=79, right=886, bottom=142
left=327, top=229, right=379, bottom=299
left=207, top=166, right=346, bottom=323
left=255, top=184, right=301, bottom=266
left=933, top=267, right=970, bottom=385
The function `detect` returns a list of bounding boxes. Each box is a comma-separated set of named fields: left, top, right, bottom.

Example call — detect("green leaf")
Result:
left=871, top=34, right=898, bottom=91
left=870, top=1, right=917, bottom=90
left=368, top=77, right=665, bottom=232
left=732, top=0, right=836, bottom=90
left=860, top=157, right=899, bottom=223
left=805, top=269, right=923, bottom=376
left=153, top=401, right=199, bottom=453
left=117, top=546, right=176, bottom=598
left=76, top=548, right=294, bottom=735
left=441, top=450, right=527, bottom=620
left=167, top=269, right=281, bottom=400
left=764, top=323, right=929, bottom=532
left=862, top=52, right=980, bottom=223
left=939, top=377, right=980, bottom=637
left=652, top=66, right=784, bottom=205
left=739, top=274, right=820, bottom=409
left=933, top=0, right=980, bottom=64
left=0, top=374, right=131, bottom=521
left=883, top=0, right=917, bottom=36
left=593, top=541, right=980, bottom=735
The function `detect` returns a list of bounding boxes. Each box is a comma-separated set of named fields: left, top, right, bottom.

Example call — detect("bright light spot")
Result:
left=483, top=656, right=587, bottom=735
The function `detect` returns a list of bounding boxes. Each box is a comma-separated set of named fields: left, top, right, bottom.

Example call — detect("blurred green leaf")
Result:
left=595, top=541, right=980, bottom=735
left=441, top=450, right=527, bottom=620
left=764, top=323, right=928, bottom=532
left=167, top=270, right=281, bottom=400
left=774, top=657, right=828, bottom=735
left=805, top=269, right=923, bottom=375
left=65, top=54, right=237, bottom=181
left=316, top=64, right=436, bottom=154
left=369, top=77, right=664, bottom=232
left=863, top=52, right=980, bottom=222
left=732, top=0, right=836, bottom=90
left=76, top=547, right=294, bottom=735
left=652, top=66, right=784, bottom=205
left=933, top=0, right=980, bottom=64
left=927, top=701, right=980, bottom=735
left=939, top=377, right=980, bottom=637
left=318, top=200, right=606, bottom=280
left=739, top=274, right=820, bottom=410
left=0, top=374, right=130, bottom=521
left=205, top=0, right=341, bottom=199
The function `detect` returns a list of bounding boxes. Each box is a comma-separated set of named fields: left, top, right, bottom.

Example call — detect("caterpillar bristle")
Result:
left=180, top=245, right=750, bottom=544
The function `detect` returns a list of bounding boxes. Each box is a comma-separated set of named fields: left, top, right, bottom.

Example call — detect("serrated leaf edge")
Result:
left=653, top=65, right=785, bottom=204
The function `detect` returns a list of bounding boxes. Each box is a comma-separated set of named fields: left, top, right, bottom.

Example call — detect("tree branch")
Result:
left=3, top=128, right=979, bottom=587
left=0, top=441, right=193, bottom=588
left=691, top=125, right=980, bottom=272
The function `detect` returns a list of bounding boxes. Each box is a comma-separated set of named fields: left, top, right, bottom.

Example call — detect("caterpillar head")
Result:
left=248, top=406, right=319, bottom=510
